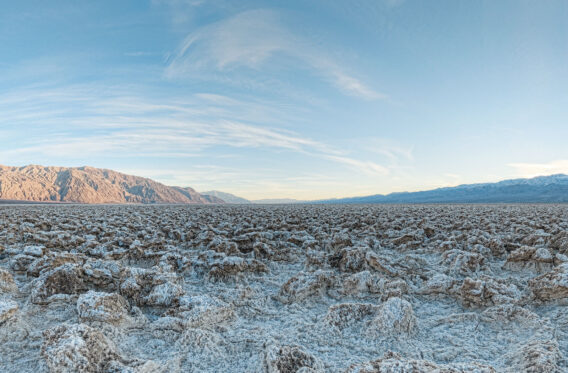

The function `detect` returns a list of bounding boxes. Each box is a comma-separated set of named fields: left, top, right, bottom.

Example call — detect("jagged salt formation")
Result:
left=0, top=204, right=567, bottom=372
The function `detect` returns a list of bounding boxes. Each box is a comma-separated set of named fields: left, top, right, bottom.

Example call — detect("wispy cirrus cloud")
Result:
left=324, top=155, right=390, bottom=176
left=0, top=85, right=391, bottom=176
left=166, top=9, right=385, bottom=100
left=360, top=137, right=414, bottom=163
left=2, top=121, right=320, bottom=157
left=3, top=120, right=389, bottom=177
left=152, top=0, right=212, bottom=28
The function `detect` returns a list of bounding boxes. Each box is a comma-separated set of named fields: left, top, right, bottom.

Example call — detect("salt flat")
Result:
left=1, top=204, right=567, bottom=372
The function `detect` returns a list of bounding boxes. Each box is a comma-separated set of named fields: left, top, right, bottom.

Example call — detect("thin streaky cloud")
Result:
left=1, top=117, right=390, bottom=177
left=324, top=155, right=390, bottom=176
left=360, top=138, right=414, bottom=163
left=0, top=84, right=395, bottom=177
left=0, top=85, right=310, bottom=129
left=1, top=123, right=388, bottom=176
left=166, top=9, right=385, bottom=100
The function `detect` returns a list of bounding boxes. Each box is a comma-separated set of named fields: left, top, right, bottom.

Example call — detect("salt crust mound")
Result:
left=344, top=351, right=497, bottom=372
left=76, top=291, right=130, bottom=324
left=0, top=204, right=567, bottom=372
left=0, top=299, right=18, bottom=324
left=264, top=344, right=324, bottom=373
left=0, top=268, right=18, bottom=293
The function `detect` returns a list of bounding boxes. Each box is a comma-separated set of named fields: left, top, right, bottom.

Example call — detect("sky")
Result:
left=1, top=0, right=567, bottom=200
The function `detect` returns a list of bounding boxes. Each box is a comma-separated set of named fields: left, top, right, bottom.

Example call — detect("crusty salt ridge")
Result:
left=0, top=204, right=567, bottom=372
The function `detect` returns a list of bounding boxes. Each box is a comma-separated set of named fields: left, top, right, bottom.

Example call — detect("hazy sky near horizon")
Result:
left=1, top=0, right=567, bottom=199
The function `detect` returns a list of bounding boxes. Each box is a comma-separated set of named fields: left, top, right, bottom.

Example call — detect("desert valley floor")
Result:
left=1, top=204, right=567, bottom=372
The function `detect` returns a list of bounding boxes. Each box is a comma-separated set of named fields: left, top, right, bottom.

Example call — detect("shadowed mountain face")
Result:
left=0, top=165, right=224, bottom=204
left=201, top=190, right=251, bottom=204
left=172, top=187, right=225, bottom=204
left=318, top=174, right=568, bottom=204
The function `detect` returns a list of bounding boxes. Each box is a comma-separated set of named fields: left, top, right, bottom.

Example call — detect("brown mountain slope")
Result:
left=0, top=165, right=224, bottom=204
left=171, top=186, right=225, bottom=204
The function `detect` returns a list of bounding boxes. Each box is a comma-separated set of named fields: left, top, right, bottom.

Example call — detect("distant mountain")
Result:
left=317, top=174, right=568, bottom=204
left=200, top=194, right=226, bottom=204
left=4, top=165, right=566, bottom=205
left=200, top=191, right=304, bottom=204
left=201, top=190, right=251, bottom=204
left=252, top=198, right=305, bottom=204
left=172, top=187, right=225, bottom=204
left=0, top=164, right=224, bottom=204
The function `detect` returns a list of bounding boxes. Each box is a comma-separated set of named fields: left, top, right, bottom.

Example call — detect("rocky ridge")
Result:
left=0, top=165, right=224, bottom=204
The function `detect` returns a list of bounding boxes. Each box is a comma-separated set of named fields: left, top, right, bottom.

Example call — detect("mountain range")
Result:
left=0, top=165, right=224, bottom=204
left=2, top=164, right=568, bottom=204
left=316, top=174, right=568, bottom=204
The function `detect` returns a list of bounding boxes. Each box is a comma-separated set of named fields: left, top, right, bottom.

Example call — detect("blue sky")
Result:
left=1, top=0, right=567, bottom=199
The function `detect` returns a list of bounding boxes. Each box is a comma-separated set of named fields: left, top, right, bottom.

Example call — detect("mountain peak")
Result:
left=0, top=164, right=224, bottom=204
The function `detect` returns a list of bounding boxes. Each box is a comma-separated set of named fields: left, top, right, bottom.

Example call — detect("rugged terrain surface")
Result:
left=0, top=165, right=223, bottom=204
left=1, top=204, right=567, bottom=372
